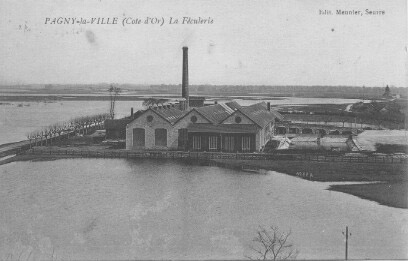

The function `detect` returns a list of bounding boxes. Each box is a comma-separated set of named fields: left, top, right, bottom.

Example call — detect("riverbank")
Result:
left=211, top=158, right=407, bottom=182
left=329, top=182, right=408, bottom=209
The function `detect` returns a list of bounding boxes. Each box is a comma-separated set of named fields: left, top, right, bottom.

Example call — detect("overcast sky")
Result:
left=0, top=0, right=406, bottom=87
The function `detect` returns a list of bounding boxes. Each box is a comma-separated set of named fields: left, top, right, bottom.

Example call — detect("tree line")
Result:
left=26, top=113, right=110, bottom=148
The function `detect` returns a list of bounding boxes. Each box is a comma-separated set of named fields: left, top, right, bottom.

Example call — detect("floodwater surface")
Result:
left=0, top=158, right=407, bottom=260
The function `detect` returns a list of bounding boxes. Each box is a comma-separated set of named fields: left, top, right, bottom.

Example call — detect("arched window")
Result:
left=155, top=128, right=167, bottom=146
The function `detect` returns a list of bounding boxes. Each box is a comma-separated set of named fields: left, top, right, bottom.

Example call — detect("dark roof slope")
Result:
left=239, top=102, right=283, bottom=128
left=225, top=101, right=242, bottom=111
left=195, top=103, right=235, bottom=124
left=153, top=107, right=187, bottom=124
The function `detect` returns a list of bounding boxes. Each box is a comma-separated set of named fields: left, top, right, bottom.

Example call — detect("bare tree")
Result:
left=108, top=84, right=121, bottom=119
left=26, top=132, right=33, bottom=149
left=246, top=226, right=298, bottom=261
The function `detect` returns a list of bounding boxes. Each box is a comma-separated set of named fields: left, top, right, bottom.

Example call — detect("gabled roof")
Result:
left=153, top=107, right=187, bottom=124
left=236, top=102, right=283, bottom=128
left=187, top=123, right=258, bottom=133
left=224, top=101, right=242, bottom=111
left=194, top=103, right=236, bottom=124
left=129, top=107, right=186, bottom=125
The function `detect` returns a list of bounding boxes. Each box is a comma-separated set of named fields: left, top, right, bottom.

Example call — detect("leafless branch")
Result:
left=246, top=225, right=298, bottom=260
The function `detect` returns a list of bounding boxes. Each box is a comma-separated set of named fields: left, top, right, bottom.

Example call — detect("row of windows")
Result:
left=133, top=128, right=252, bottom=151
left=133, top=128, right=167, bottom=147
left=192, top=136, right=252, bottom=152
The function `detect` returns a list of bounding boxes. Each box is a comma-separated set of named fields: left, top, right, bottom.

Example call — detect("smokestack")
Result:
left=267, top=102, right=271, bottom=111
left=131, top=107, right=134, bottom=118
left=182, top=46, right=189, bottom=110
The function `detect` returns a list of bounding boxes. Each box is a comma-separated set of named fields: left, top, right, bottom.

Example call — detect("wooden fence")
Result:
left=25, top=148, right=408, bottom=164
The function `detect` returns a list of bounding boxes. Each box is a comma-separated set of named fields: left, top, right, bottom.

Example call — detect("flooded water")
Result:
left=0, top=158, right=407, bottom=260
left=0, top=101, right=142, bottom=145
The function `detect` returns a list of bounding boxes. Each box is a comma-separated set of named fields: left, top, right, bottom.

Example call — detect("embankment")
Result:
left=211, top=158, right=407, bottom=182
left=329, top=182, right=408, bottom=209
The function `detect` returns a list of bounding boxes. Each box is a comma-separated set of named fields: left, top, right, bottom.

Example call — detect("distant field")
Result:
left=1, top=84, right=407, bottom=99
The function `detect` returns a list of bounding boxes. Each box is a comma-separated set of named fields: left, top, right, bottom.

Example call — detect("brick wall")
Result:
left=126, top=109, right=211, bottom=150
left=126, top=110, right=174, bottom=150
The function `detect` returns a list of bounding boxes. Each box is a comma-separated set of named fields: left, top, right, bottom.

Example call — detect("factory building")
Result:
left=125, top=46, right=283, bottom=152
left=125, top=101, right=282, bottom=152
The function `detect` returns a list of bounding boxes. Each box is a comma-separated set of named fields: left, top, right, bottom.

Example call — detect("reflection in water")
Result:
left=0, top=158, right=407, bottom=260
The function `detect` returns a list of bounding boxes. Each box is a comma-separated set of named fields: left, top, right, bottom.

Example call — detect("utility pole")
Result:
left=342, top=226, right=351, bottom=260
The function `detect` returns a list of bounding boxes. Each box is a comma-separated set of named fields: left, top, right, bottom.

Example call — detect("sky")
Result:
left=0, top=0, right=407, bottom=87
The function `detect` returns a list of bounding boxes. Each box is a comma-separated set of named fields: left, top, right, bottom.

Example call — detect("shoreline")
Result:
left=328, top=182, right=408, bottom=209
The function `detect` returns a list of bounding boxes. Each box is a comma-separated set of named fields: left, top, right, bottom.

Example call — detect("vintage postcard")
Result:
left=0, top=0, right=407, bottom=260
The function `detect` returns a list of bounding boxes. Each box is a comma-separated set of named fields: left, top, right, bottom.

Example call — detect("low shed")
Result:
left=105, top=119, right=132, bottom=140
left=289, top=135, right=320, bottom=150
left=320, top=135, right=352, bottom=152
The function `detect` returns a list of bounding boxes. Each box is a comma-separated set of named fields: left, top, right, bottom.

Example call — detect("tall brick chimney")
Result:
left=182, top=46, right=189, bottom=110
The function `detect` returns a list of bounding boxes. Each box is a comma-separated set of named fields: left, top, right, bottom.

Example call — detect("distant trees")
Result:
left=142, top=98, right=170, bottom=107
left=246, top=226, right=298, bottom=260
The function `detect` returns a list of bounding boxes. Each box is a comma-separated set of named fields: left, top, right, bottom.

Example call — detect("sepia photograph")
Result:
left=0, top=0, right=407, bottom=260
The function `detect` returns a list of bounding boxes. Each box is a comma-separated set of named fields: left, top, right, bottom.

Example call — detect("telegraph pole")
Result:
left=342, top=226, right=351, bottom=260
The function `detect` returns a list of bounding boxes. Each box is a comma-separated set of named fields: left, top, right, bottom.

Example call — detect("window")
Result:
left=223, top=136, right=235, bottom=152
left=192, top=136, right=201, bottom=150
left=155, top=128, right=167, bottom=146
left=209, top=136, right=218, bottom=150
left=190, top=115, right=197, bottom=123
left=235, top=116, right=242, bottom=123
left=133, top=128, right=145, bottom=147
left=242, top=136, right=251, bottom=152
left=178, top=128, right=188, bottom=150
left=289, top=128, right=298, bottom=134
left=147, top=115, right=153, bottom=122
